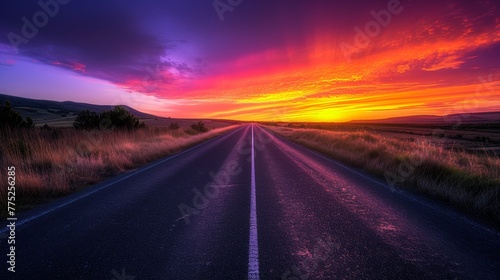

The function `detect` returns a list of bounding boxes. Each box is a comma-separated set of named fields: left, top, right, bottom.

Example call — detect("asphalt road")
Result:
left=1, top=124, right=499, bottom=279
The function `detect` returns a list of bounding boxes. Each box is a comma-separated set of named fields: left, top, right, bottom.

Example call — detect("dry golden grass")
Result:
left=0, top=125, right=239, bottom=215
left=267, top=126, right=500, bottom=225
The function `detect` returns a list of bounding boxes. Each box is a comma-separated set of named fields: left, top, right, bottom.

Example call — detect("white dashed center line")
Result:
left=248, top=124, right=260, bottom=280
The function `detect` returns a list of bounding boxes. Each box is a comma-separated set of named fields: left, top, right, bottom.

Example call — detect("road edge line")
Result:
left=0, top=126, right=245, bottom=233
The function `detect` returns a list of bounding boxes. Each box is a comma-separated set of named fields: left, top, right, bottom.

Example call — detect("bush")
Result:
left=100, top=106, right=145, bottom=130
left=73, top=106, right=145, bottom=130
left=191, top=121, right=208, bottom=133
left=0, top=101, right=35, bottom=129
left=73, top=110, right=100, bottom=129
left=169, top=122, right=180, bottom=130
left=25, top=117, right=34, bottom=128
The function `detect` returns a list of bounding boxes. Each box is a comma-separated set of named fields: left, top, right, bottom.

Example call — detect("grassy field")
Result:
left=266, top=125, right=500, bottom=226
left=0, top=123, right=239, bottom=216
left=14, top=106, right=239, bottom=129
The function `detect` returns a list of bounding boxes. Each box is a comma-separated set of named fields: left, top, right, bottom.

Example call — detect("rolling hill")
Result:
left=349, top=111, right=500, bottom=125
left=0, top=93, right=156, bottom=119
left=0, top=93, right=237, bottom=128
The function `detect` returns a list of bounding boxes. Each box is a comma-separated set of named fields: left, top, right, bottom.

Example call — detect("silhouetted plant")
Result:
left=169, top=122, right=180, bottom=130
left=0, top=101, right=35, bottom=129
left=73, top=110, right=101, bottom=129
left=100, top=106, right=145, bottom=130
left=73, top=106, right=145, bottom=130
left=190, top=121, right=208, bottom=133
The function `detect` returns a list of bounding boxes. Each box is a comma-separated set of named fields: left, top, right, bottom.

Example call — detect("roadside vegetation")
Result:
left=0, top=102, right=238, bottom=216
left=266, top=126, right=500, bottom=225
left=73, top=106, right=145, bottom=130
left=0, top=101, right=34, bottom=128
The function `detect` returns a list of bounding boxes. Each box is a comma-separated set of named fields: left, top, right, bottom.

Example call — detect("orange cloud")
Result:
left=128, top=1, right=500, bottom=122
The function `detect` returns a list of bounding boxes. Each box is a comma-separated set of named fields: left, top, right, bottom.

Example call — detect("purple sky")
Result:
left=0, top=0, right=499, bottom=121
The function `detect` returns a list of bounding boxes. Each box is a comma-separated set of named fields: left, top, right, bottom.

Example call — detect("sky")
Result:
left=0, top=0, right=499, bottom=122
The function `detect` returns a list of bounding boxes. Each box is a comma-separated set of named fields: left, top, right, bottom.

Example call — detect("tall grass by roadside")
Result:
left=266, top=126, right=500, bottom=225
left=0, top=125, right=239, bottom=215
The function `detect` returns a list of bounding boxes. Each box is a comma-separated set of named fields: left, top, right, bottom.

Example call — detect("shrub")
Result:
left=73, top=110, right=100, bottom=129
left=191, top=121, right=208, bottom=133
left=0, top=101, right=35, bottom=129
left=169, top=122, right=180, bottom=130
left=100, top=106, right=145, bottom=130
left=73, top=106, right=145, bottom=130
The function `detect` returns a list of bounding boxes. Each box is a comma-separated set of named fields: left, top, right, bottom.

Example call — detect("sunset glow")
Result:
left=0, top=0, right=499, bottom=121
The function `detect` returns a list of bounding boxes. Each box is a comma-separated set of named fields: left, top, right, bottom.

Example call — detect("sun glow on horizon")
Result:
left=0, top=0, right=499, bottom=122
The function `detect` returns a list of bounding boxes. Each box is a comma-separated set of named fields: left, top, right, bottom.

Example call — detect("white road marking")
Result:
left=248, top=124, right=260, bottom=280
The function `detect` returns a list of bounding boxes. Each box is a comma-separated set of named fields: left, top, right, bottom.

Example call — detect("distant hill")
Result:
left=2, top=93, right=497, bottom=127
left=0, top=93, right=157, bottom=119
left=349, top=112, right=500, bottom=125
left=0, top=93, right=237, bottom=128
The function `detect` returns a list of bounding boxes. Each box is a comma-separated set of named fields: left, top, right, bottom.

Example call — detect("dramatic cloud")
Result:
left=0, top=0, right=498, bottom=121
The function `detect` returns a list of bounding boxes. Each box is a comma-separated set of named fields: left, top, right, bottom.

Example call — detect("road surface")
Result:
left=1, top=124, right=499, bottom=279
